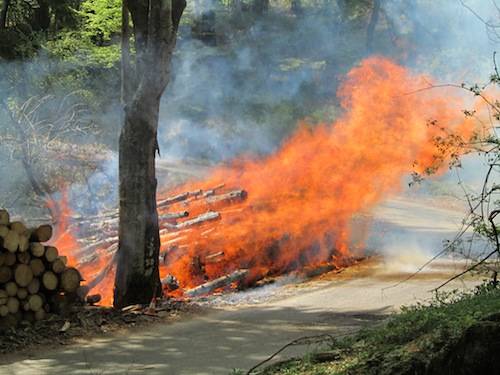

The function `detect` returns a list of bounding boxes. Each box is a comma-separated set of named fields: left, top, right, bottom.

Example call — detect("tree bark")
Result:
left=114, top=0, right=186, bottom=308
left=0, top=0, right=10, bottom=29
left=31, top=0, right=51, bottom=31
left=115, top=94, right=162, bottom=307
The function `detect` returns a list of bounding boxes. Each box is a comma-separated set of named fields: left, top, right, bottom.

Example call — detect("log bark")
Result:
left=206, top=189, right=248, bottom=204
left=166, top=211, right=221, bottom=231
left=157, top=192, right=190, bottom=207
left=185, top=269, right=249, bottom=297
left=202, top=184, right=225, bottom=198
left=159, top=211, right=189, bottom=221
left=114, top=0, right=186, bottom=308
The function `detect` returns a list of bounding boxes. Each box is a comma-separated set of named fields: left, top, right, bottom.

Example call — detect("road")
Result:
left=0, top=196, right=476, bottom=375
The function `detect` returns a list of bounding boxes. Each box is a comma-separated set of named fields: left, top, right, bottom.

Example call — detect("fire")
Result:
left=157, top=57, right=476, bottom=288
left=53, top=57, right=477, bottom=304
left=48, top=192, right=116, bottom=305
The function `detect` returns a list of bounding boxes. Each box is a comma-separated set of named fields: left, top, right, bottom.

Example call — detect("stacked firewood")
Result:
left=0, top=209, right=84, bottom=328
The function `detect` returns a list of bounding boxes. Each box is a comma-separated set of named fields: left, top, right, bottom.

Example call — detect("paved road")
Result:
left=0, top=196, right=474, bottom=375
left=0, top=265, right=474, bottom=375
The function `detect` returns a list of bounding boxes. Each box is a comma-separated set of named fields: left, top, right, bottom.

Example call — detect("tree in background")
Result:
left=114, top=0, right=186, bottom=308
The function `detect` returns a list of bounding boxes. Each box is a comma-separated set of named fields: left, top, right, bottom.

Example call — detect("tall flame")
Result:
left=157, top=57, right=475, bottom=288
left=53, top=57, right=477, bottom=304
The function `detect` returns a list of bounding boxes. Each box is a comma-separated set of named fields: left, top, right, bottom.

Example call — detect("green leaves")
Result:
left=45, top=0, right=122, bottom=67
left=79, top=0, right=121, bottom=45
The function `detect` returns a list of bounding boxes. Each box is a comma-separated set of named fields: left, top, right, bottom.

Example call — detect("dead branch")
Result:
left=433, top=209, right=500, bottom=292
left=246, top=334, right=337, bottom=374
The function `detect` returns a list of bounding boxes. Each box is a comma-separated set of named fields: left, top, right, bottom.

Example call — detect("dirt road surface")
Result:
left=0, top=196, right=478, bottom=375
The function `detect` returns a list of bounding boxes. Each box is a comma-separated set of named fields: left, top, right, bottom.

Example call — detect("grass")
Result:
left=257, top=281, right=500, bottom=375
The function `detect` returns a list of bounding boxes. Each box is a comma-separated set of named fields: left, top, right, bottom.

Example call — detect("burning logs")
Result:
left=0, top=209, right=84, bottom=328
left=157, top=192, right=190, bottom=207
left=185, top=269, right=249, bottom=297
left=164, top=211, right=221, bottom=231
left=205, top=189, right=247, bottom=204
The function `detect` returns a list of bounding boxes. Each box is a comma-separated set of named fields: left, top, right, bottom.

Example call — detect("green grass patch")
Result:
left=259, top=282, right=500, bottom=375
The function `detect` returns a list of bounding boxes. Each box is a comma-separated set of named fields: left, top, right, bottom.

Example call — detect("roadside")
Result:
left=0, top=256, right=480, bottom=375
left=0, top=194, right=479, bottom=374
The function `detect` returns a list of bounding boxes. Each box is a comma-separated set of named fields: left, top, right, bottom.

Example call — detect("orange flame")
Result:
left=157, top=57, right=476, bottom=288
left=49, top=192, right=115, bottom=306
left=53, top=57, right=478, bottom=304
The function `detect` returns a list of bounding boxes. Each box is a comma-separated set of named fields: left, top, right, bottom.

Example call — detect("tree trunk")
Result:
left=252, top=0, right=269, bottom=15
left=366, top=0, right=381, bottom=52
left=0, top=0, right=10, bottom=29
left=31, top=0, right=51, bottom=31
left=114, top=95, right=161, bottom=307
left=113, top=0, right=186, bottom=309
left=291, top=0, right=303, bottom=16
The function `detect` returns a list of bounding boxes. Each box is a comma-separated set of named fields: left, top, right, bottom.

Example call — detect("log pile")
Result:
left=67, top=184, right=251, bottom=297
left=0, top=209, right=86, bottom=328
left=55, top=183, right=341, bottom=301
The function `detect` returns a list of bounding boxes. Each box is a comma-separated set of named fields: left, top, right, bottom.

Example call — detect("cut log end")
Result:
left=14, top=264, right=33, bottom=288
left=0, top=209, right=9, bottom=226
left=31, top=224, right=53, bottom=243
left=61, top=268, right=82, bottom=293
left=42, top=271, right=58, bottom=291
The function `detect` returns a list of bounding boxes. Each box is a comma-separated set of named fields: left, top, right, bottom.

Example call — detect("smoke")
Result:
left=1, top=0, right=498, bottom=271
left=158, top=0, right=499, bottom=163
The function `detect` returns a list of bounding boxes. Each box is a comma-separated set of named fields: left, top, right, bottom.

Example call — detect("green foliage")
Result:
left=263, top=283, right=500, bottom=374
left=79, top=0, right=121, bottom=45
left=45, top=0, right=121, bottom=66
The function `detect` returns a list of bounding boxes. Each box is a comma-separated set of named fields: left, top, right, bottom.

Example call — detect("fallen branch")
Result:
left=433, top=209, right=500, bottom=292
left=246, top=334, right=336, bottom=374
